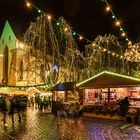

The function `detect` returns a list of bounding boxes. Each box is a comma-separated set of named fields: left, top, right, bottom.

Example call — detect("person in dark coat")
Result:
left=2, top=95, right=15, bottom=126
left=119, top=96, right=130, bottom=117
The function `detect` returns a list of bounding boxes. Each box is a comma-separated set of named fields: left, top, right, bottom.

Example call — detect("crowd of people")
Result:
left=0, top=94, right=28, bottom=126
left=28, top=93, right=51, bottom=111
left=0, top=93, right=52, bottom=127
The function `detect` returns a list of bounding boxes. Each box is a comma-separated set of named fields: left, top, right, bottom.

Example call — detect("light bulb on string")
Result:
left=115, top=21, right=120, bottom=26
left=24, top=0, right=132, bottom=62
left=64, top=27, right=68, bottom=32
left=72, top=32, right=76, bottom=36
left=26, top=1, right=31, bottom=8
left=56, top=22, right=60, bottom=26
left=125, top=38, right=128, bottom=41
left=47, top=15, right=52, bottom=20
left=112, top=52, right=115, bottom=56
left=120, top=27, right=123, bottom=31
left=92, top=42, right=96, bottom=46
left=79, top=36, right=83, bottom=40
left=38, top=9, right=41, bottom=13
left=121, top=32, right=126, bottom=37
left=106, top=6, right=110, bottom=12
left=112, top=15, right=115, bottom=19
left=128, top=41, right=132, bottom=45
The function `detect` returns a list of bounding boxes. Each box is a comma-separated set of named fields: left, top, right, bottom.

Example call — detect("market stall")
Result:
left=76, top=71, right=140, bottom=120
left=51, top=82, right=82, bottom=116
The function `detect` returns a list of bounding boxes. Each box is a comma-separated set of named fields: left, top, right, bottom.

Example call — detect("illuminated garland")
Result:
left=76, top=71, right=140, bottom=87
left=24, top=0, right=132, bottom=61
left=103, top=0, right=132, bottom=46
left=7, top=82, right=54, bottom=88
left=124, top=43, right=140, bottom=62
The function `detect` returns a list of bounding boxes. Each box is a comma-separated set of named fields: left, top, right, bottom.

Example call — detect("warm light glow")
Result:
left=19, top=43, right=24, bottom=48
left=79, top=36, right=83, bottom=40
left=64, top=27, right=68, bottom=32
left=103, top=48, right=106, bottom=52
left=92, top=42, right=96, bottom=46
left=112, top=52, right=115, bottom=56
left=121, top=32, right=126, bottom=36
left=128, top=41, right=132, bottom=45
left=0, top=54, right=3, bottom=57
left=47, top=15, right=51, bottom=20
left=115, top=21, right=120, bottom=26
left=106, top=6, right=110, bottom=11
left=26, top=1, right=31, bottom=7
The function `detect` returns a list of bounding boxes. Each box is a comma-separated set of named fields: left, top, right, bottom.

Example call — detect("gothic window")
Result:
left=3, top=45, right=9, bottom=85
left=9, top=35, right=11, bottom=41
left=19, top=60, right=23, bottom=80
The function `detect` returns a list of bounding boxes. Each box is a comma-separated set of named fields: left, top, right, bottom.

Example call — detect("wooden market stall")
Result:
left=76, top=71, right=140, bottom=120
left=50, top=82, right=82, bottom=116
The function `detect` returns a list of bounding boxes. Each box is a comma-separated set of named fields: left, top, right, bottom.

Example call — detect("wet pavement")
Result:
left=0, top=107, right=140, bottom=140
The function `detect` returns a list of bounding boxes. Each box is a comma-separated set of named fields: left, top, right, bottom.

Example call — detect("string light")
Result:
left=79, top=36, right=83, bottom=40
left=64, top=27, right=68, bottom=32
left=102, top=0, right=132, bottom=45
left=106, top=6, right=110, bottom=11
left=115, top=21, right=120, bottom=26
left=121, top=32, right=126, bottom=37
left=38, top=9, right=41, bottom=13
left=112, top=15, right=115, bottom=19
left=72, top=32, right=76, bottom=36
left=92, top=42, right=96, bottom=46
left=56, top=22, right=59, bottom=26
left=128, top=41, right=132, bottom=45
left=47, top=15, right=51, bottom=20
left=24, top=0, right=132, bottom=62
left=26, top=1, right=31, bottom=8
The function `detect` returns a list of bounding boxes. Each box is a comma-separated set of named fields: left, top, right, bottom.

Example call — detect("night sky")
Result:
left=0, top=0, right=140, bottom=44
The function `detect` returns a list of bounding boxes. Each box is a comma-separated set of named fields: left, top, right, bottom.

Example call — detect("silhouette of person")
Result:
left=119, top=96, right=130, bottom=117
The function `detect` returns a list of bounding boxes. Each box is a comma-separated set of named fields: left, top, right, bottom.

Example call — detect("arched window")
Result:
left=19, top=60, right=23, bottom=80
left=3, top=45, right=9, bottom=85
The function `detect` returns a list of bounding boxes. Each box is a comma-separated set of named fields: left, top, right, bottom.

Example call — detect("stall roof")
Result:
left=51, top=82, right=75, bottom=91
left=76, top=71, right=140, bottom=89
left=26, top=87, right=42, bottom=94
left=0, top=87, right=33, bottom=95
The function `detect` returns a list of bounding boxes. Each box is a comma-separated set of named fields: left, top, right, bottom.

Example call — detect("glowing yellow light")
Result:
left=128, top=45, right=132, bottom=49
left=115, top=21, right=120, bottom=26
left=26, top=1, right=31, bottom=7
left=112, top=52, right=115, bottom=56
left=106, top=6, right=110, bottom=11
left=128, top=41, right=132, bottom=45
left=92, top=42, right=96, bottom=46
left=19, top=43, right=24, bottom=48
left=79, top=36, right=83, bottom=40
left=64, top=27, right=68, bottom=32
left=47, top=15, right=51, bottom=20
left=121, top=32, right=126, bottom=36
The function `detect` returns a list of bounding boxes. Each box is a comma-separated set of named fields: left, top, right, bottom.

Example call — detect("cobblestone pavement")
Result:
left=0, top=108, right=140, bottom=140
